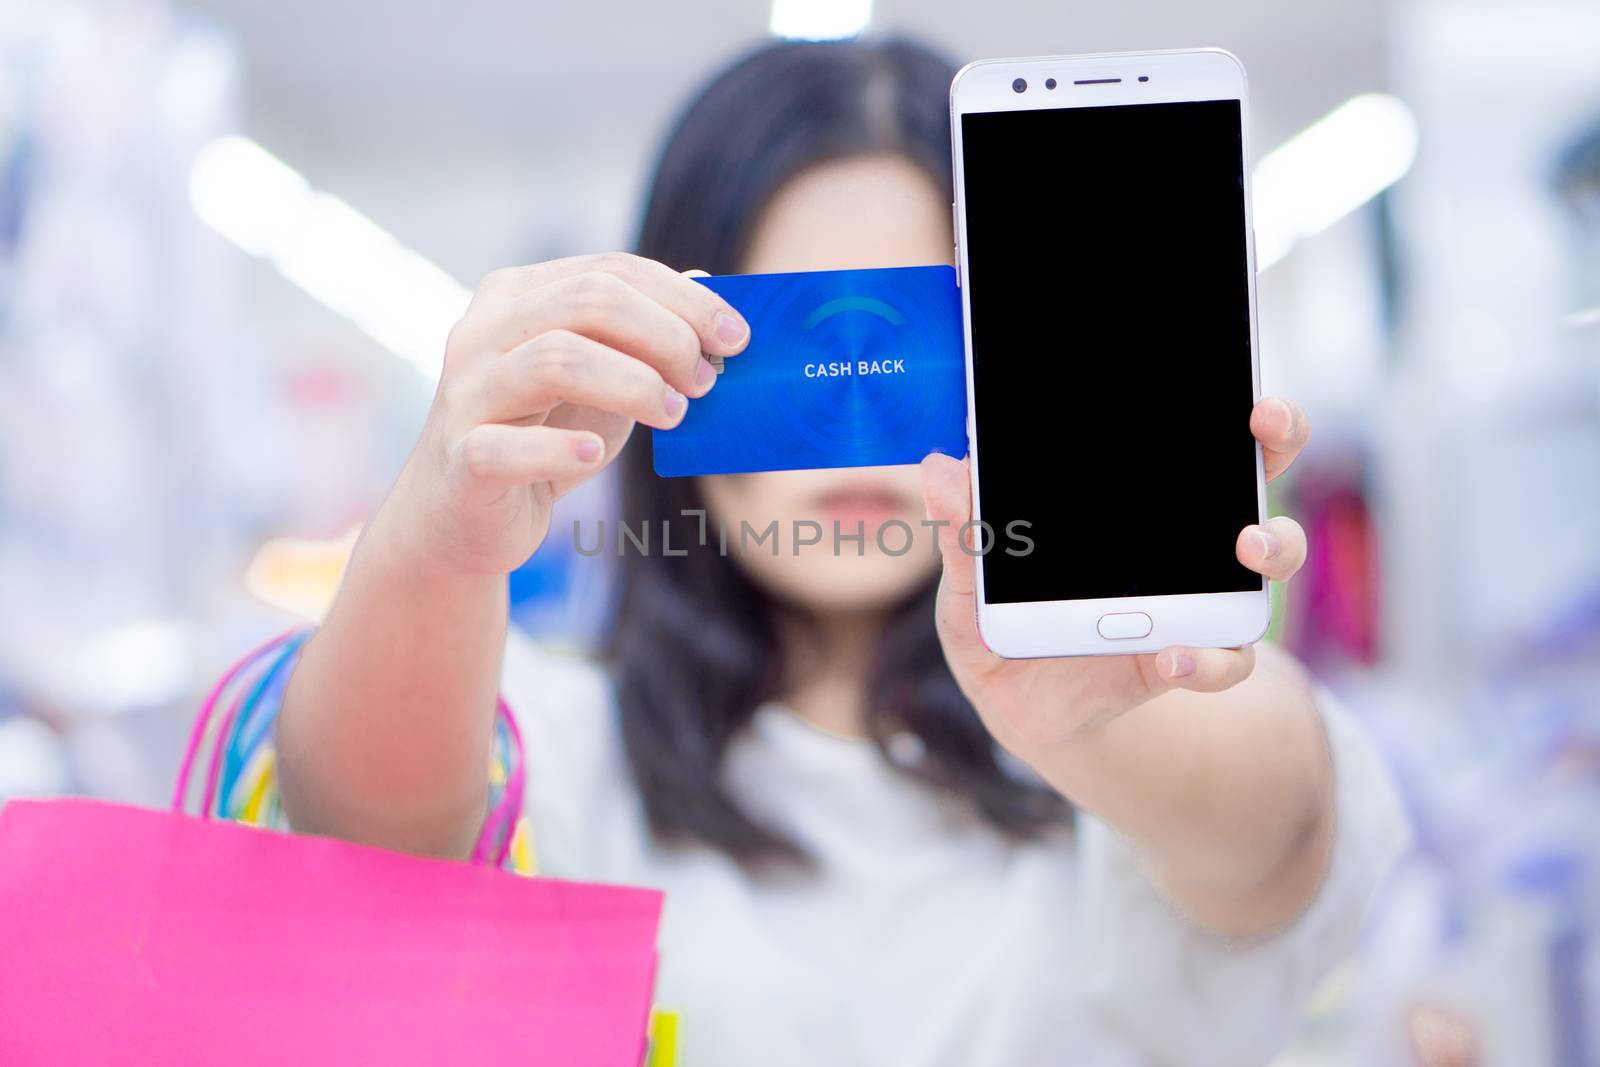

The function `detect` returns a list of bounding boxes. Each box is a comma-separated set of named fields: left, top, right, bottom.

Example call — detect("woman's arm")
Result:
left=276, top=497, right=508, bottom=859
left=276, top=254, right=748, bottom=858
left=1017, top=642, right=1333, bottom=937
left=921, top=397, right=1335, bottom=937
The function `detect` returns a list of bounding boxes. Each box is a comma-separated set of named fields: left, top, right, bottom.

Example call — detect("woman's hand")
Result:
left=922, top=396, right=1330, bottom=937
left=920, top=395, right=1311, bottom=751
left=390, top=253, right=750, bottom=578
left=280, top=254, right=748, bottom=856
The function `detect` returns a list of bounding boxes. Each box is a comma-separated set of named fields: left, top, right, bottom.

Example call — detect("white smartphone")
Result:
left=949, top=48, right=1270, bottom=659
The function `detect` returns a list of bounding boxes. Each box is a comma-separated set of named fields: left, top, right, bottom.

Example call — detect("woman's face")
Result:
left=696, top=155, right=953, bottom=613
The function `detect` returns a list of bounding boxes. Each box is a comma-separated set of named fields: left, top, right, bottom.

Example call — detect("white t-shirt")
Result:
left=501, top=630, right=1410, bottom=1067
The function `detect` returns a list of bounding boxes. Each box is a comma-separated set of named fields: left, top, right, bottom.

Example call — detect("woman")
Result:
left=277, top=36, right=1408, bottom=1067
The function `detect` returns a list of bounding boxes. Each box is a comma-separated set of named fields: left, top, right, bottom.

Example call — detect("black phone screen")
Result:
left=960, top=98, right=1261, bottom=605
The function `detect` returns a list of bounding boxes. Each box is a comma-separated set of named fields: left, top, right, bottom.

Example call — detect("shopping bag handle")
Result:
left=173, top=628, right=302, bottom=813
left=176, top=626, right=526, bottom=868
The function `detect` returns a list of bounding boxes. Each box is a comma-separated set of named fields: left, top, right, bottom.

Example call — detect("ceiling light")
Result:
left=189, top=135, right=469, bottom=379
left=770, top=0, right=871, bottom=40
left=1253, top=93, right=1419, bottom=270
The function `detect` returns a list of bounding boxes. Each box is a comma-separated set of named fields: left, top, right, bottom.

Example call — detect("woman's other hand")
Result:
left=920, top=394, right=1311, bottom=749
left=921, top=395, right=1328, bottom=937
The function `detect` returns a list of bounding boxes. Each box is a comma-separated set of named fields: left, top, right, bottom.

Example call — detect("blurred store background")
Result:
left=1, top=0, right=1597, bottom=1063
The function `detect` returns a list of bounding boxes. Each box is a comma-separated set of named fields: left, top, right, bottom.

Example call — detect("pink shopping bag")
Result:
left=0, top=798, right=662, bottom=1066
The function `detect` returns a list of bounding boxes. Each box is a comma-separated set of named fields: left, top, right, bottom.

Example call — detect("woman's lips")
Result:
left=811, top=487, right=912, bottom=528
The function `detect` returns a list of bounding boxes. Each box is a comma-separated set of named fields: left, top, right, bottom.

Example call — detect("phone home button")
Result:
left=1097, top=612, right=1153, bottom=640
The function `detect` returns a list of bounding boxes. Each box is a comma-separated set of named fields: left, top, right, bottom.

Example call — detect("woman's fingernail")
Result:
left=1257, top=527, right=1280, bottom=560
left=714, top=311, right=747, bottom=348
left=1277, top=398, right=1297, bottom=438
left=1169, top=653, right=1197, bottom=679
left=664, top=386, right=687, bottom=417
left=694, top=356, right=717, bottom=389
left=576, top=437, right=603, bottom=463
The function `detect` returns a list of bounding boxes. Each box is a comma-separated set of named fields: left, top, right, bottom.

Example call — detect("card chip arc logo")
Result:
left=801, top=296, right=909, bottom=329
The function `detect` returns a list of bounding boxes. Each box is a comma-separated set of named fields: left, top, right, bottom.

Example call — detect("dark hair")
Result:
left=610, top=36, right=1068, bottom=867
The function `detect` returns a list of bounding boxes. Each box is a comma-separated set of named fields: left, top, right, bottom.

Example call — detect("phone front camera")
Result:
left=1012, top=78, right=1027, bottom=93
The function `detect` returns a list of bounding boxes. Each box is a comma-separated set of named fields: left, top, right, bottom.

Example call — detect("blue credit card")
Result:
left=652, top=265, right=968, bottom=477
